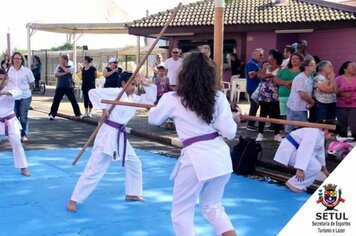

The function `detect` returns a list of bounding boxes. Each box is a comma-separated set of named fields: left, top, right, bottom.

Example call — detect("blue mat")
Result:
left=0, top=148, right=309, bottom=236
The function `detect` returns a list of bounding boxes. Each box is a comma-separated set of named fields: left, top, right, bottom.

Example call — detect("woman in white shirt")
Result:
left=8, top=52, right=35, bottom=143
left=149, top=52, right=238, bottom=236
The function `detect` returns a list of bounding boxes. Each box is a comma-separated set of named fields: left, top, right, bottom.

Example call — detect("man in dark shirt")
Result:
left=245, top=48, right=264, bottom=131
left=48, top=55, right=81, bottom=120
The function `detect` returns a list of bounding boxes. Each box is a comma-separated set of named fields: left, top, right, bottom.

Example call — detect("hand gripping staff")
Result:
left=72, top=2, right=183, bottom=165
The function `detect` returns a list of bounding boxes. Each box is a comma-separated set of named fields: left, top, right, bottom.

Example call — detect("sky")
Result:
left=0, top=0, right=197, bottom=53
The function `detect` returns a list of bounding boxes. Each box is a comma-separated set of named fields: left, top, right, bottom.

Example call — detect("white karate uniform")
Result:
left=71, top=84, right=157, bottom=203
left=148, top=91, right=237, bottom=236
left=0, top=85, right=28, bottom=169
left=274, top=128, right=325, bottom=191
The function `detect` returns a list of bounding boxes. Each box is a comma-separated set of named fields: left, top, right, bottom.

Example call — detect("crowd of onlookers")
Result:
left=245, top=40, right=356, bottom=142
left=2, top=41, right=355, bottom=143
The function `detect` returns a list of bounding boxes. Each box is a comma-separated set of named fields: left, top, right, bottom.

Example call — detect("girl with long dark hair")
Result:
left=149, top=51, right=238, bottom=236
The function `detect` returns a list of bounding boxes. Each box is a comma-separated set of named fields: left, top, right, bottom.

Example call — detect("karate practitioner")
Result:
left=67, top=72, right=157, bottom=212
left=274, top=120, right=340, bottom=193
left=148, top=52, right=238, bottom=236
left=0, top=70, right=31, bottom=176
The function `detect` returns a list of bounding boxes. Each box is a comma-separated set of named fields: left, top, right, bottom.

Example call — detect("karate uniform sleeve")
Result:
left=134, top=83, right=157, bottom=104
left=7, top=88, right=22, bottom=100
left=315, top=138, right=326, bottom=166
left=89, top=87, right=120, bottom=110
left=212, top=92, right=237, bottom=140
left=294, top=129, right=320, bottom=171
left=148, top=93, right=173, bottom=126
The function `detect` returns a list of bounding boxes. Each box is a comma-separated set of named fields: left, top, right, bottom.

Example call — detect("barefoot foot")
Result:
left=21, top=168, right=31, bottom=177
left=125, top=195, right=145, bottom=202
left=286, top=182, right=303, bottom=193
left=67, top=200, right=77, bottom=212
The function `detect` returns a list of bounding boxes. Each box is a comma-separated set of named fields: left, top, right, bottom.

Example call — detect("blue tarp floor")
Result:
left=0, top=148, right=309, bottom=236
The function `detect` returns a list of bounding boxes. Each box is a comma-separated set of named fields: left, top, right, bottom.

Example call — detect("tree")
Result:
left=49, top=42, right=83, bottom=51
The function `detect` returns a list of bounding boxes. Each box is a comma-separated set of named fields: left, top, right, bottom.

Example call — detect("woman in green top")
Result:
left=274, top=52, right=304, bottom=118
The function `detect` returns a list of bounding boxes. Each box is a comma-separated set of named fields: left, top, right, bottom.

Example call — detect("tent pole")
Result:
left=27, top=26, right=32, bottom=68
left=136, top=36, right=140, bottom=71
left=73, top=33, right=77, bottom=72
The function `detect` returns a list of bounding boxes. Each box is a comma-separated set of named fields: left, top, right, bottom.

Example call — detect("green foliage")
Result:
left=49, top=42, right=83, bottom=51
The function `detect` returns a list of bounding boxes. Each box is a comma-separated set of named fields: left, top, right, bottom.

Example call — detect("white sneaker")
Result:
left=274, top=134, right=283, bottom=142
left=88, top=113, right=92, bottom=118
left=256, top=133, right=263, bottom=142
left=49, top=115, right=54, bottom=120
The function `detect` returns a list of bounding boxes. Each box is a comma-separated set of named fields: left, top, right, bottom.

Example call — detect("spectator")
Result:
left=1, top=54, right=10, bottom=70
left=286, top=59, right=317, bottom=132
left=281, top=45, right=295, bottom=68
left=152, top=54, right=164, bottom=77
left=31, top=55, right=42, bottom=90
left=103, top=57, right=122, bottom=88
left=255, top=50, right=284, bottom=142
left=296, top=40, right=313, bottom=61
left=198, top=45, right=211, bottom=58
left=245, top=48, right=264, bottom=131
left=229, top=53, right=244, bottom=76
left=80, top=56, right=97, bottom=118
left=165, top=48, right=182, bottom=89
left=310, top=61, right=336, bottom=122
left=274, top=52, right=303, bottom=120
left=335, top=61, right=356, bottom=139
left=153, top=65, right=170, bottom=104
left=49, top=55, right=81, bottom=120
left=8, top=52, right=35, bottom=143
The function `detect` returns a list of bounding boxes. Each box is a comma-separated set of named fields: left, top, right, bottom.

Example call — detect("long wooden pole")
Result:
left=100, top=100, right=336, bottom=131
left=72, top=3, right=183, bottom=166
left=213, top=0, right=225, bottom=89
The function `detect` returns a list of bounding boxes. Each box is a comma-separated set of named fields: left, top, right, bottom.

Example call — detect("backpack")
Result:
left=231, top=136, right=263, bottom=175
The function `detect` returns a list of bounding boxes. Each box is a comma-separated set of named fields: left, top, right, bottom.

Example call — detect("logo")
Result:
left=316, top=184, right=345, bottom=211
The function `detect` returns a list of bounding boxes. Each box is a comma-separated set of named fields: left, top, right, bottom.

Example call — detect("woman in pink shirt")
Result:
left=336, top=61, right=356, bottom=139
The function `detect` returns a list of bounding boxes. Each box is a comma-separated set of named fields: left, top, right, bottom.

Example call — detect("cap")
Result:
left=109, top=57, right=118, bottom=63
left=297, top=40, right=308, bottom=48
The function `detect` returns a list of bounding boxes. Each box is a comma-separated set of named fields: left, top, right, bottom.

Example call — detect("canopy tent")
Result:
left=26, top=0, right=131, bottom=70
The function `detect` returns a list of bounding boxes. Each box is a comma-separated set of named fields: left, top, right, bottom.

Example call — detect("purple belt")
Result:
left=182, top=132, right=220, bottom=148
left=104, top=119, right=127, bottom=167
left=0, top=113, right=16, bottom=136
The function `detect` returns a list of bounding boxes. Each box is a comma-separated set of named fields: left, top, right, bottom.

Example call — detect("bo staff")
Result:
left=72, top=2, right=183, bottom=166
left=100, top=100, right=336, bottom=130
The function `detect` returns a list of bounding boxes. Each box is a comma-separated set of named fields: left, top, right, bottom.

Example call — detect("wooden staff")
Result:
left=72, top=2, right=183, bottom=166
left=100, top=100, right=337, bottom=130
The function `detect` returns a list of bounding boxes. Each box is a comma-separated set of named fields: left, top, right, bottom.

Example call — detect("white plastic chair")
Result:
left=222, top=81, right=231, bottom=98
left=72, top=74, right=82, bottom=99
left=96, top=76, right=106, bottom=88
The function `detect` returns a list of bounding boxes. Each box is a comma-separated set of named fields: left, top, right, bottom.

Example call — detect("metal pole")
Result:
left=136, top=36, right=140, bottom=71
left=45, top=49, right=48, bottom=85
left=7, top=29, right=11, bottom=56
left=26, top=27, right=32, bottom=68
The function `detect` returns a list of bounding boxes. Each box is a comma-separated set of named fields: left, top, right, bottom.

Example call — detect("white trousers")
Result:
left=171, top=157, right=234, bottom=236
left=287, top=154, right=321, bottom=191
left=71, top=151, right=143, bottom=204
left=1, top=132, right=28, bottom=169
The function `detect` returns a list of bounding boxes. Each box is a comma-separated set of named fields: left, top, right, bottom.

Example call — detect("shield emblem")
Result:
left=324, top=190, right=337, bottom=204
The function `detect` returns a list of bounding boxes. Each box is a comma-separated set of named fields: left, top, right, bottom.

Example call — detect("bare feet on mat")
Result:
left=21, top=136, right=28, bottom=143
left=286, top=182, right=303, bottom=193
left=67, top=200, right=77, bottom=212
left=125, top=195, right=145, bottom=202
left=21, top=168, right=31, bottom=177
